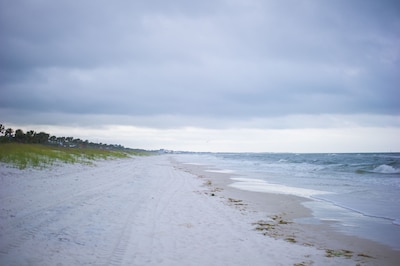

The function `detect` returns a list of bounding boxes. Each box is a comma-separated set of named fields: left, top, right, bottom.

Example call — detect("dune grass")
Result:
left=0, top=143, right=133, bottom=169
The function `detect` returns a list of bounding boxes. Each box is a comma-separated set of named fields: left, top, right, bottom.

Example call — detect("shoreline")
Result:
left=172, top=157, right=400, bottom=265
left=2, top=155, right=399, bottom=265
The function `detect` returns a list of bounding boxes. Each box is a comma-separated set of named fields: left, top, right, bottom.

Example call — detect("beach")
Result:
left=1, top=155, right=399, bottom=265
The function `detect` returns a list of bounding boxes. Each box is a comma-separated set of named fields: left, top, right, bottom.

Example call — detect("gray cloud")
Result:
left=1, top=0, right=399, bottom=128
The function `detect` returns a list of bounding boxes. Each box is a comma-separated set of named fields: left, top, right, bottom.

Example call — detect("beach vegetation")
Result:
left=0, top=143, right=132, bottom=169
left=0, top=123, right=156, bottom=169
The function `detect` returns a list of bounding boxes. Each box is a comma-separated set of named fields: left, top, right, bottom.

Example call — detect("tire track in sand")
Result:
left=105, top=160, right=190, bottom=265
left=0, top=159, right=139, bottom=258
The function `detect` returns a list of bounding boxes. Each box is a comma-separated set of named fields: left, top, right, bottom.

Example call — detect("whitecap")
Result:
left=372, top=164, right=400, bottom=174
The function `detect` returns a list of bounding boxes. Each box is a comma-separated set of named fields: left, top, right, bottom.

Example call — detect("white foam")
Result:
left=229, top=177, right=332, bottom=198
left=372, top=164, right=400, bottom=174
left=206, top=169, right=236, bottom=174
left=183, top=162, right=208, bottom=166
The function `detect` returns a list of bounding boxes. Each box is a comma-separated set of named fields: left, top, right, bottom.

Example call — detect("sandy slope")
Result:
left=1, top=156, right=359, bottom=265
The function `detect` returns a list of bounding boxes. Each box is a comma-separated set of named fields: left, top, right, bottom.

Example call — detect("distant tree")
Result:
left=0, top=124, right=128, bottom=151
left=34, top=132, right=50, bottom=144
left=5, top=128, right=14, bottom=138
left=71, top=138, right=81, bottom=147
left=26, top=130, right=35, bottom=143
left=14, top=129, right=25, bottom=142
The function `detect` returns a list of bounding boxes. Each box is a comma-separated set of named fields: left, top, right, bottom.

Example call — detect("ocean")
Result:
left=175, top=152, right=400, bottom=250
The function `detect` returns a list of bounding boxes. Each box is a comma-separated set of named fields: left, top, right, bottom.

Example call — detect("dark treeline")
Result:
left=0, top=123, right=128, bottom=151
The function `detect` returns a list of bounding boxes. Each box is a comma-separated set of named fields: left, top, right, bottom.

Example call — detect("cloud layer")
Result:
left=2, top=1, right=399, bottom=122
left=1, top=1, right=399, bottom=151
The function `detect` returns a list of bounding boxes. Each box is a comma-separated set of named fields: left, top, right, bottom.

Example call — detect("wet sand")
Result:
left=174, top=158, right=400, bottom=266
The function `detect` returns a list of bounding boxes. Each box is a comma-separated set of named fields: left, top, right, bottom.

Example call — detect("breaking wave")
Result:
left=372, top=164, right=400, bottom=174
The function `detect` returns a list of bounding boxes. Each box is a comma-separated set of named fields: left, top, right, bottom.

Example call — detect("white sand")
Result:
left=0, top=155, right=381, bottom=265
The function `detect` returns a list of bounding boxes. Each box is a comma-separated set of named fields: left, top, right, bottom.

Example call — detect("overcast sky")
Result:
left=1, top=0, right=399, bottom=152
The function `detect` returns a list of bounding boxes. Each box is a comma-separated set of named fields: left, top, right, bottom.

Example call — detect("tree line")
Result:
left=0, top=124, right=127, bottom=151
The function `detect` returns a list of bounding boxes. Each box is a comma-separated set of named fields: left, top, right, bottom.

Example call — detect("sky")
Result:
left=1, top=0, right=399, bottom=152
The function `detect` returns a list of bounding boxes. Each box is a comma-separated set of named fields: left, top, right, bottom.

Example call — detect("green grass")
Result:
left=0, top=143, right=133, bottom=169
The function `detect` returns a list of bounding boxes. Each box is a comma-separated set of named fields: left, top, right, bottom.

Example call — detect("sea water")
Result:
left=175, top=152, right=400, bottom=249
